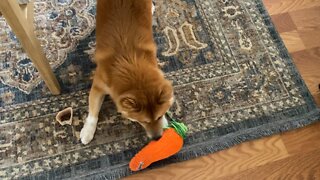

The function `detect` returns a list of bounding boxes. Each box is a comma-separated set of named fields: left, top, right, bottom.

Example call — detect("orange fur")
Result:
left=83, top=0, right=174, bottom=141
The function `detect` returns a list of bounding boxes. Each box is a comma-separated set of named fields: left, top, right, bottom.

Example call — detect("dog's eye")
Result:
left=156, top=116, right=162, bottom=121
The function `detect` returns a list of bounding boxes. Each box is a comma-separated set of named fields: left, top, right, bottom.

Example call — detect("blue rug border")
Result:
left=20, top=0, right=320, bottom=179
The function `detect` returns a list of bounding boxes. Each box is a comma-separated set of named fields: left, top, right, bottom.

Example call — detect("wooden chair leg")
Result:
left=0, top=0, right=61, bottom=95
left=19, top=0, right=34, bottom=31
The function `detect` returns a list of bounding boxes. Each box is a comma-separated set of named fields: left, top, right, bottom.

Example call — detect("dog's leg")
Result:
left=80, top=84, right=105, bottom=145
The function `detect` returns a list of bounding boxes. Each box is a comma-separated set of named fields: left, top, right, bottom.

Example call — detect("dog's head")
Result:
left=116, top=78, right=174, bottom=140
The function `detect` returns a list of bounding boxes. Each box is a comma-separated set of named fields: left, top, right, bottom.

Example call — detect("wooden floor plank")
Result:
left=289, top=6, right=320, bottom=31
left=291, top=47, right=320, bottom=102
left=289, top=6, right=320, bottom=48
left=217, top=149, right=320, bottom=180
left=279, top=30, right=306, bottom=52
left=297, top=27, right=320, bottom=49
left=281, top=122, right=320, bottom=155
left=270, top=13, right=297, bottom=33
left=125, top=136, right=289, bottom=179
left=263, top=0, right=320, bottom=15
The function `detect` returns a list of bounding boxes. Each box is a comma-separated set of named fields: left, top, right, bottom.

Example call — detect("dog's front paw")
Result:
left=80, top=119, right=97, bottom=145
left=80, top=124, right=96, bottom=145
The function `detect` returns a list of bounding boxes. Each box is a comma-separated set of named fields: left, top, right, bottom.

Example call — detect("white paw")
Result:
left=80, top=116, right=97, bottom=145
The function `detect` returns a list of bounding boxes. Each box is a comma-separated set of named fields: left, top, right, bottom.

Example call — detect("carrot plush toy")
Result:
left=129, top=113, right=188, bottom=171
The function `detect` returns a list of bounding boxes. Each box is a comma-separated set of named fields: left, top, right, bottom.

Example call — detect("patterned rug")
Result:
left=0, top=0, right=319, bottom=179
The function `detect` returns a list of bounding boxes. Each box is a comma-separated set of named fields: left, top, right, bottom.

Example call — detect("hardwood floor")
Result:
left=217, top=149, right=320, bottom=180
left=124, top=0, right=320, bottom=179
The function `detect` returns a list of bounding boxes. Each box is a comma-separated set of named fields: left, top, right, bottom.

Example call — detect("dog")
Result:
left=80, top=0, right=174, bottom=145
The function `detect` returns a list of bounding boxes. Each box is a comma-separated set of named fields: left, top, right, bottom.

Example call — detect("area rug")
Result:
left=0, top=0, right=319, bottom=179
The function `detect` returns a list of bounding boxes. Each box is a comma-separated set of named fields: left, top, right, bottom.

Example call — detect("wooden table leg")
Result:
left=0, top=0, right=61, bottom=95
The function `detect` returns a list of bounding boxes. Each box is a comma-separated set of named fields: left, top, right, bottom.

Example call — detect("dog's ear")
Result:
left=119, top=94, right=141, bottom=112
left=158, top=81, right=174, bottom=105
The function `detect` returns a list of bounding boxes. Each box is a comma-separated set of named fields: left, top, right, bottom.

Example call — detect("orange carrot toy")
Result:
left=129, top=113, right=188, bottom=171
